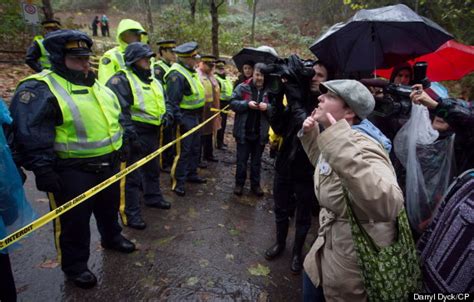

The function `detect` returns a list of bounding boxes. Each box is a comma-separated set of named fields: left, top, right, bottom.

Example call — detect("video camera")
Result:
left=259, top=54, right=316, bottom=95
left=361, top=62, right=430, bottom=118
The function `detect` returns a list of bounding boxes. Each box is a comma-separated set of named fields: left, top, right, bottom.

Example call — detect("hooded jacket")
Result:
left=98, top=19, right=146, bottom=84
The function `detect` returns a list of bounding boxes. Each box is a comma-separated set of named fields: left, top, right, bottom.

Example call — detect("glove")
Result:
left=118, top=143, right=131, bottom=162
left=34, top=169, right=61, bottom=192
left=161, top=113, right=173, bottom=128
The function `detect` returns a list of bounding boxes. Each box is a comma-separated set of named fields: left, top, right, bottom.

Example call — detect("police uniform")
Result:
left=25, top=19, right=61, bottom=72
left=215, top=59, right=233, bottom=149
left=106, top=42, right=172, bottom=230
left=98, top=19, right=146, bottom=84
left=152, top=40, right=177, bottom=171
left=10, top=30, right=135, bottom=289
left=165, top=42, right=206, bottom=196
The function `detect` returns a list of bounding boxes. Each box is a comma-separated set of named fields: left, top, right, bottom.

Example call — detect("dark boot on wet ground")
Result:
left=290, top=231, right=307, bottom=274
left=264, top=222, right=288, bottom=260
left=66, top=269, right=97, bottom=289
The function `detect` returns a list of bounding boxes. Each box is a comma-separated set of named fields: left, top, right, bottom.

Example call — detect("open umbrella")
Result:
left=232, top=46, right=279, bottom=71
left=375, top=40, right=474, bottom=81
left=309, top=4, right=453, bottom=74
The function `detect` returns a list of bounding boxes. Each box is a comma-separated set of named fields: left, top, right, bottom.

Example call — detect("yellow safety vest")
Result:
left=216, top=75, right=233, bottom=101
left=150, top=58, right=171, bottom=87
left=34, top=36, right=51, bottom=69
left=124, top=70, right=166, bottom=126
left=22, top=70, right=123, bottom=159
left=98, top=47, right=125, bottom=84
left=165, top=63, right=205, bottom=110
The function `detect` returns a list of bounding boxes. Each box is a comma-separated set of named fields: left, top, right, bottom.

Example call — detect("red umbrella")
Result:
left=375, top=40, right=474, bottom=81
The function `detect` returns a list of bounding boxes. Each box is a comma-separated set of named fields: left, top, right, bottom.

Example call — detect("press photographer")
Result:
left=263, top=55, right=330, bottom=274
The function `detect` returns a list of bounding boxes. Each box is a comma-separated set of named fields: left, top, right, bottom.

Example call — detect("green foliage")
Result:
left=0, top=0, right=40, bottom=50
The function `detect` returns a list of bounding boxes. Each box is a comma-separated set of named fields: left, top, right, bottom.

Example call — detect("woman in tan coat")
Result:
left=197, top=55, right=221, bottom=163
left=298, top=80, right=404, bottom=301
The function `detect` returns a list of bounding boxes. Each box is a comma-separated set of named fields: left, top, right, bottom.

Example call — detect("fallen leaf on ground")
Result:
left=36, top=198, right=49, bottom=203
left=199, top=259, right=209, bottom=268
left=225, top=254, right=234, bottom=261
left=39, top=259, right=59, bottom=269
left=218, top=223, right=225, bottom=228
left=186, top=276, right=199, bottom=286
left=154, top=235, right=176, bottom=247
left=248, top=263, right=270, bottom=276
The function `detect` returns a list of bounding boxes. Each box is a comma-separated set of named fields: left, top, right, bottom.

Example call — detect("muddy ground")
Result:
left=6, top=105, right=318, bottom=301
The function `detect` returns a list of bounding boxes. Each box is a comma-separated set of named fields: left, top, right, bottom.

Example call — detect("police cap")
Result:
left=173, top=42, right=200, bottom=58
left=125, top=42, right=155, bottom=66
left=157, top=39, right=176, bottom=49
left=200, top=55, right=216, bottom=64
left=44, top=30, right=93, bottom=58
left=41, top=19, right=61, bottom=29
left=215, top=59, right=226, bottom=68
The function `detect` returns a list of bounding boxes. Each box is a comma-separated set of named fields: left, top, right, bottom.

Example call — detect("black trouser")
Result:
left=49, top=162, right=122, bottom=276
left=123, top=126, right=163, bottom=224
left=174, top=110, right=202, bottom=187
left=202, top=134, right=214, bottom=159
left=217, top=100, right=230, bottom=146
left=0, top=253, right=16, bottom=302
left=273, top=172, right=315, bottom=240
left=92, top=26, right=97, bottom=36
left=235, top=140, right=264, bottom=187
left=160, top=125, right=175, bottom=168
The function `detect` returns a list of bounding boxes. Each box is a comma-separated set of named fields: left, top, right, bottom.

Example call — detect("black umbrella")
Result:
left=232, top=46, right=279, bottom=71
left=309, top=4, right=453, bottom=74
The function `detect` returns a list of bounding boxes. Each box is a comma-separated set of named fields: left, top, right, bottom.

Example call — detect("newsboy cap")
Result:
left=319, top=80, right=375, bottom=120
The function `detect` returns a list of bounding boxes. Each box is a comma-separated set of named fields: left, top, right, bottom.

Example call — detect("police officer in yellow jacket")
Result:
left=9, top=30, right=135, bottom=289
left=25, top=19, right=61, bottom=72
left=98, top=19, right=146, bottom=84
left=165, top=42, right=206, bottom=196
left=106, top=42, right=172, bottom=230
left=215, top=59, right=233, bottom=149
left=152, top=39, right=177, bottom=172
left=152, top=39, right=176, bottom=83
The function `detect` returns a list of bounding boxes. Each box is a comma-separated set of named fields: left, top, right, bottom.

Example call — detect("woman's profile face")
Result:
left=243, top=64, right=254, bottom=78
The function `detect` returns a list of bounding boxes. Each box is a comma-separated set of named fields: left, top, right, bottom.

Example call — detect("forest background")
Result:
left=1, top=0, right=473, bottom=98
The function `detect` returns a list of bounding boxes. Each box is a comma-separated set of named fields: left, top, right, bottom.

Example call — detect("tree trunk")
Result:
left=145, top=0, right=154, bottom=34
left=190, top=0, right=197, bottom=22
left=210, top=0, right=222, bottom=57
left=250, top=0, right=258, bottom=45
left=41, top=0, right=54, bottom=19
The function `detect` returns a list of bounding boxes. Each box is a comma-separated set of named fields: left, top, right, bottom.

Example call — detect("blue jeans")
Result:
left=303, top=272, right=325, bottom=302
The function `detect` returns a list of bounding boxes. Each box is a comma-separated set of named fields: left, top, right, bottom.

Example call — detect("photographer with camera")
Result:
left=410, top=85, right=474, bottom=174
left=230, top=63, right=271, bottom=197
left=264, top=59, right=329, bottom=275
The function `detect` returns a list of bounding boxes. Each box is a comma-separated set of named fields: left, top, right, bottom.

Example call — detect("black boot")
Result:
left=290, top=231, right=308, bottom=274
left=264, top=222, right=288, bottom=260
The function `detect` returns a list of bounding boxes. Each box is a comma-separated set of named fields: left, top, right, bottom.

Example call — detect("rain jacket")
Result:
left=299, top=119, right=404, bottom=301
left=230, top=79, right=272, bottom=145
left=98, top=19, right=146, bottom=84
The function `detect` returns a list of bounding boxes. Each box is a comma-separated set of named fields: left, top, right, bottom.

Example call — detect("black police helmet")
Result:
left=43, top=30, right=93, bottom=65
left=125, top=42, right=155, bottom=67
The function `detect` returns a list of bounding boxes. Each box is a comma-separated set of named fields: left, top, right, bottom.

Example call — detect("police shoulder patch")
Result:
left=171, top=76, right=177, bottom=82
left=110, top=77, right=121, bottom=85
left=102, top=57, right=111, bottom=65
left=18, top=91, right=35, bottom=104
left=154, top=69, right=161, bottom=76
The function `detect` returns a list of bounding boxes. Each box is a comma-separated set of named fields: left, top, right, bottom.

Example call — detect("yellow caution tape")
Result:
left=0, top=105, right=230, bottom=251
left=210, top=108, right=230, bottom=114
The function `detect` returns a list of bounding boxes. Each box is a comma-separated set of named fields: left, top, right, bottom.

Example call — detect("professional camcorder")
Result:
left=259, top=54, right=316, bottom=95
left=361, top=62, right=430, bottom=118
